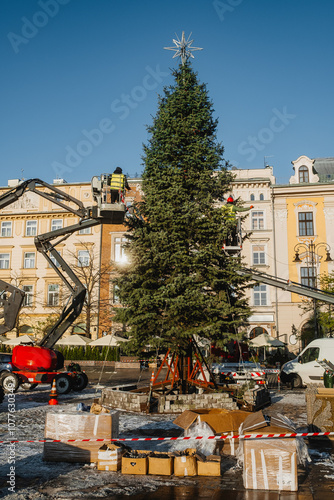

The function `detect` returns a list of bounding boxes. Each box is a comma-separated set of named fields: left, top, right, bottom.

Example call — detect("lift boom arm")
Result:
left=238, top=267, right=334, bottom=305
left=0, top=176, right=126, bottom=343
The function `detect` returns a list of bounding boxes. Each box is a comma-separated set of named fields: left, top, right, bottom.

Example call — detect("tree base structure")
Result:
left=137, top=338, right=218, bottom=403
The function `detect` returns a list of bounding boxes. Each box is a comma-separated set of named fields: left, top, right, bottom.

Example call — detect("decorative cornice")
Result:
left=293, top=200, right=317, bottom=211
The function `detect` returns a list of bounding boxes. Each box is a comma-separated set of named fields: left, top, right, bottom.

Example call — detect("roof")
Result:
left=313, top=157, right=334, bottom=182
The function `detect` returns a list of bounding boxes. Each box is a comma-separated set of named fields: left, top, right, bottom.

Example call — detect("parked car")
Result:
left=211, top=361, right=266, bottom=386
left=280, top=338, right=334, bottom=388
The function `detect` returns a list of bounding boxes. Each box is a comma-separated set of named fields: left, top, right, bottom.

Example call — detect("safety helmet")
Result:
left=227, top=196, right=234, bottom=203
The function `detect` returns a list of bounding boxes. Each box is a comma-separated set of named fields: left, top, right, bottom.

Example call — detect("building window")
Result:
left=0, top=253, right=10, bottom=269
left=259, top=193, right=264, bottom=201
left=251, top=211, right=265, bottom=230
left=250, top=194, right=255, bottom=201
left=301, top=267, right=316, bottom=287
left=78, top=227, right=91, bottom=235
left=47, top=284, right=59, bottom=306
left=20, top=324, right=34, bottom=335
left=252, top=245, right=266, bottom=265
left=298, top=212, right=314, bottom=236
left=48, top=251, right=61, bottom=268
left=22, top=285, right=33, bottom=307
left=253, top=284, right=268, bottom=306
left=299, top=166, right=309, bottom=183
left=26, top=220, right=37, bottom=236
left=114, top=237, right=128, bottom=263
left=78, top=250, right=90, bottom=267
left=51, top=219, right=63, bottom=231
left=73, top=322, right=86, bottom=334
left=23, top=252, right=35, bottom=268
left=1, top=221, right=12, bottom=237
left=250, top=326, right=267, bottom=339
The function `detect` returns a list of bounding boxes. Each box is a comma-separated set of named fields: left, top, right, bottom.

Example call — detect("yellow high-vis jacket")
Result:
left=109, top=173, right=125, bottom=191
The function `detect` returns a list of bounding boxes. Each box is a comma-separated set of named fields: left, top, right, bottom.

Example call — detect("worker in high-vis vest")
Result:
left=109, top=167, right=130, bottom=203
left=223, top=196, right=253, bottom=245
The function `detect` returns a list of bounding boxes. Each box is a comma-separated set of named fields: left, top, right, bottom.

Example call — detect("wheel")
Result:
left=54, top=374, right=72, bottom=394
left=0, top=372, right=19, bottom=393
left=71, top=372, right=88, bottom=392
left=20, top=383, right=38, bottom=391
left=291, top=374, right=303, bottom=389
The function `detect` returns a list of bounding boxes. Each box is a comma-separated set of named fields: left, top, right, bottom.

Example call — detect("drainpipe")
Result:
left=271, top=186, right=280, bottom=339
left=96, top=223, right=103, bottom=340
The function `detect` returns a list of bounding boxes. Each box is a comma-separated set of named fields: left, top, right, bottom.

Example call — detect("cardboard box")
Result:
left=148, top=453, right=173, bottom=476
left=43, top=410, right=119, bottom=463
left=240, top=410, right=268, bottom=432
left=97, top=443, right=125, bottom=471
left=121, top=451, right=149, bottom=475
left=173, top=409, right=253, bottom=457
left=174, top=449, right=197, bottom=476
left=174, top=409, right=250, bottom=456
left=215, top=435, right=239, bottom=456
left=243, top=437, right=297, bottom=491
left=173, top=409, right=250, bottom=435
left=197, top=455, right=221, bottom=476
left=241, top=412, right=298, bottom=491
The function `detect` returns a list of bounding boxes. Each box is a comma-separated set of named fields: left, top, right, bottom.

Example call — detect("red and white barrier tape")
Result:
left=1, top=430, right=333, bottom=446
left=220, top=371, right=265, bottom=378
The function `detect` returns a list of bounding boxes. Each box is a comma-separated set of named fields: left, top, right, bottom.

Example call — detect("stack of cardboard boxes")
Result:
left=43, top=407, right=301, bottom=490
left=97, top=446, right=221, bottom=477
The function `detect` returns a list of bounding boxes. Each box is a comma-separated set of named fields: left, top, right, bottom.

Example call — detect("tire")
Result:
left=54, top=374, right=72, bottom=394
left=0, top=386, right=4, bottom=404
left=0, top=372, right=20, bottom=394
left=21, top=383, right=38, bottom=391
left=291, top=374, right=303, bottom=389
left=71, top=372, right=88, bottom=392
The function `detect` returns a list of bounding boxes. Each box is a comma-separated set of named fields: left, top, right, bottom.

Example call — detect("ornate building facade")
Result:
left=232, top=156, right=334, bottom=352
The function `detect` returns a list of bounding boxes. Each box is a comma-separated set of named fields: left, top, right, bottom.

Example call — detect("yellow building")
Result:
left=272, top=156, right=334, bottom=349
left=230, top=155, right=334, bottom=352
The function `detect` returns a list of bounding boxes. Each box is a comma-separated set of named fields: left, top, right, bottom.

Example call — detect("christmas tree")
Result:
left=114, top=58, right=251, bottom=359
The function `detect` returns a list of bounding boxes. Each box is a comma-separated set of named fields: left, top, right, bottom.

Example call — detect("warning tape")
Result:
left=220, top=371, right=265, bottom=378
left=263, top=369, right=280, bottom=374
left=1, top=431, right=334, bottom=446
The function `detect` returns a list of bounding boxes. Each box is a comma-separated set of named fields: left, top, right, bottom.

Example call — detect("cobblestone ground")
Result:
left=1, top=370, right=334, bottom=499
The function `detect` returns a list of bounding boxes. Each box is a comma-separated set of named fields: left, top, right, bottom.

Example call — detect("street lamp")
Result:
left=293, top=241, right=332, bottom=338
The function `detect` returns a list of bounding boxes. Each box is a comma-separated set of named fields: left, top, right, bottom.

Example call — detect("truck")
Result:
left=280, top=338, right=334, bottom=388
left=0, top=175, right=127, bottom=394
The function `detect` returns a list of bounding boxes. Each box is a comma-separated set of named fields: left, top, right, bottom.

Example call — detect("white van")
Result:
left=280, top=338, right=334, bottom=388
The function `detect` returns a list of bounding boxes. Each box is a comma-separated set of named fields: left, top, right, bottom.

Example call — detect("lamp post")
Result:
left=293, top=242, right=332, bottom=338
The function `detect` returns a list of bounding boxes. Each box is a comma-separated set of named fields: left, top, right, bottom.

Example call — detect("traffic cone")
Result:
left=49, top=379, right=59, bottom=405
left=150, top=371, right=155, bottom=386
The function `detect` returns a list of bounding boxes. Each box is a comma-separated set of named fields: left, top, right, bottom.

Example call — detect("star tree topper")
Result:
left=164, top=31, right=203, bottom=65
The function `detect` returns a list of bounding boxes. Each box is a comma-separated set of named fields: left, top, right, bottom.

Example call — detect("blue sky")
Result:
left=1, top=0, right=333, bottom=187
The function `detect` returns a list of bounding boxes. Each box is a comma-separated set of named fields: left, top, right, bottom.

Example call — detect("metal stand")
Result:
left=139, top=337, right=217, bottom=398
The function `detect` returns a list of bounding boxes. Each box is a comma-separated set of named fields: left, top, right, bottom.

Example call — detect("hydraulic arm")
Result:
left=238, top=267, right=334, bottom=304
left=0, top=175, right=127, bottom=344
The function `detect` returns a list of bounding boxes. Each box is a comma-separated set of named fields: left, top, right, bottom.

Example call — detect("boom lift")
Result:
left=238, top=267, right=334, bottom=305
left=0, top=175, right=126, bottom=394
